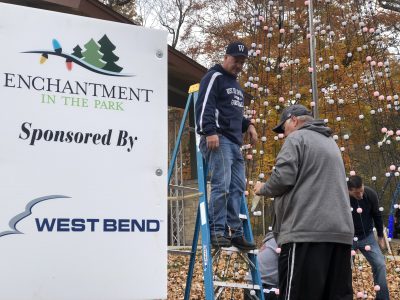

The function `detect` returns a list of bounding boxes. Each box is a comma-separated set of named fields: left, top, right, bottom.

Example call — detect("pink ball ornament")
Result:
left=350, top=170, right=356, bottom=176
left=351, top=250, right=356, bottom=256
left=263, top=26, right=269, bottom=31
left=274, top=289, right=280, bottom=295
left=390, top=165, right=396, bottom=171
left=362, top=27, right=368, bottom=33
left=374, top=285, right=381, bottom=291
left=357, top=207, right=363, bottom=214
left=357, top=292, right=364, bottom=298
left=396, top=130, right=400, bottom=136
left=306, top=33, right=311, bottom=39
left=366, top=56, right=372, bottom=62
left=279, top=97, right=285, bottom=102
left=371, top=60, right=377, bottom=66
left=373, top=91, right=380, bottom=97
left=387, top=130, right=394, bottom=136
left=365, top=245, right=371, bottom=251
left=308, top=67, right=313, bottom=72
left=244, top=191, right=249, bottom=196
left=304, top=1, right=309, bottom=5
left=279, top=28, right=285, bottom=34
left=387, top=96, right=392, bottom=101
left=378, top=61, right=384, bottom=67
left=275, top=247, right=282, bottom=254
left=246, top=154, right=253, bottom=160
left=369, top=28, right=375, bottom=33
left=253, top=84, right=258, bottom=89
left=278, top=133, right=284, bottom=139
left=378, top=95, right=385, bottom=101
left=381, top=127, right=388, bottom=133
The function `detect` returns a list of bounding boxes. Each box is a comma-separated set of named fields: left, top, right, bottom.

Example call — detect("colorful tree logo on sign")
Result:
left=24, top=34, right=132, bottom=77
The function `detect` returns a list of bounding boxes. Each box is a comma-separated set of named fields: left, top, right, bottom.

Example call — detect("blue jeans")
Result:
left=353, top=232, right=389, bottom=300
left=199, top=135, right=245, bottom=238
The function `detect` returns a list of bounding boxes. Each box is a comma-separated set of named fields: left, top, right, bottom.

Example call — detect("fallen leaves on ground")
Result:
left=168, top=247, right=400, bottom=300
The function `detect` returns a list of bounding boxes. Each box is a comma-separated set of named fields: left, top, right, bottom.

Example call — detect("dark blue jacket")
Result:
left=195, top=64, right=250, bottom=145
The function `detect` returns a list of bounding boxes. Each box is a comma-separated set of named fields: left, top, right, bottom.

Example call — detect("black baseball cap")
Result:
left=226, top=41, right=248, bottom=57
left=273, top=104, right=312, bottom=133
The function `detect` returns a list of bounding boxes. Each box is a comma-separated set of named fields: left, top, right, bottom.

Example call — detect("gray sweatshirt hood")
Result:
left=299, top=120, right=332, bottom=137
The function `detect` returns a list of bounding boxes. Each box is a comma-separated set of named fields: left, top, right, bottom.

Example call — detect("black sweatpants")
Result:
left=278, top=242, right=353, bottom=300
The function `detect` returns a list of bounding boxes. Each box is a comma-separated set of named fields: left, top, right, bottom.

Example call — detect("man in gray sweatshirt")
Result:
left=254, top=104, right=354, bottom=300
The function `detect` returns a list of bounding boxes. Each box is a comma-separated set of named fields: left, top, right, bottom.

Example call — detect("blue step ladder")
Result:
left=167, top=84, right=265, bottom=300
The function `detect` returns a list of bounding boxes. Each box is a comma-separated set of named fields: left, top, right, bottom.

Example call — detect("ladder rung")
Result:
left=168, top=250, right=193, bottom=255
left=219, top=246, right=258, bottom=255
left=239, top=214, right=248, bottom=220
left=214, top=281, right=279, bottom=294
left=169, top=184, right=199, bottom=191
left=213, top=281, right=261, bottom=290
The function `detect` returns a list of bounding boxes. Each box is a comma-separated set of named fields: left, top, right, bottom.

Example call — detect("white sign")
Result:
left=0, top=3, right=167, bottom=300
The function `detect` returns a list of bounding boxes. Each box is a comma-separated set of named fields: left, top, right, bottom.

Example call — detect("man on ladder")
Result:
left=195, top=41, right=258, bottom=250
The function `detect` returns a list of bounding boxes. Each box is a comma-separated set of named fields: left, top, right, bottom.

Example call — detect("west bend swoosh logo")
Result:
left=0, top=195, right=70, bottom=238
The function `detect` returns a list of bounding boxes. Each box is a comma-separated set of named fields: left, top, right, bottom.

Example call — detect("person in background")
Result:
left=393, top=207, right=399, bottom=239
left=348, top=175, right=390, bottom=300
left=244, top=232, right=279, bottom=300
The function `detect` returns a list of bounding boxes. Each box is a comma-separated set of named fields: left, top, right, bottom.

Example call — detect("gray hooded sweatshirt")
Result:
left=260, top=120, right=354, bottom=246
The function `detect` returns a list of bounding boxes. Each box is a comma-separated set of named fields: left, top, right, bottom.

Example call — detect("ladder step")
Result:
left=219, top=246, right=258, bottom=255
left=213, top=281, right=261, bottom=290
left=168, top=250, right=193, bottom=255
left=214, top=281, right=279, bottom=294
